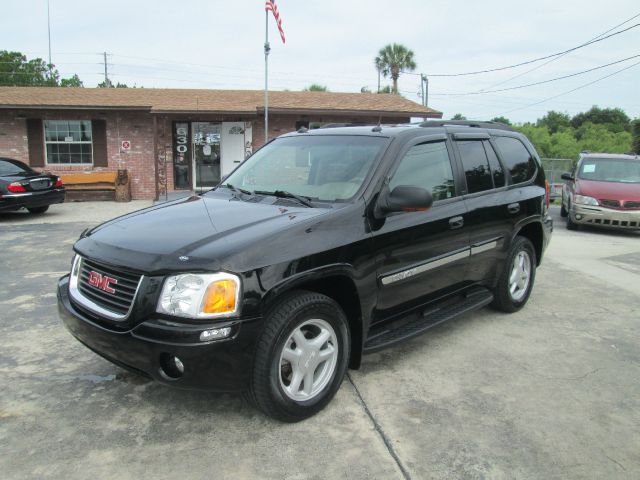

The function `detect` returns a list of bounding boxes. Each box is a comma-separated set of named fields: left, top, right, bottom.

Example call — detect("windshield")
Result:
left=0, top=159, right=30, bottom=176
left=220, top=135, right=388, bottom=202
left=578, top=158, right=640, bottom=183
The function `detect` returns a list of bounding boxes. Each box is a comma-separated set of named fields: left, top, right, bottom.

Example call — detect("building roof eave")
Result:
left=258, top=107, right=443, bottom=118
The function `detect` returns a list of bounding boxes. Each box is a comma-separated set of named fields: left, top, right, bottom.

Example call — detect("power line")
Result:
left=405, top=21, right=639, bottom=78
left=430, top=54, right=640, bottom=96
left=493, top=59, right=640, bottom=116
left=477, top=12, right=640, bottom=91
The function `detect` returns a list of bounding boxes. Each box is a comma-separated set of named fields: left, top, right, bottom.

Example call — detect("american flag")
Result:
left=265, top=0, right=286, bottom=44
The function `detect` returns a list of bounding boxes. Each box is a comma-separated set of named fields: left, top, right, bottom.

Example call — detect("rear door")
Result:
left=452, top=133, right=511, bottom=284
left=372, top=134, right=471, bottom=322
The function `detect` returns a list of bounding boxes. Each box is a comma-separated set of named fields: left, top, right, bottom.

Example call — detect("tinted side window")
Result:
left=457, top=140, right=493, bottom=194
left=389, top=141, right=455, bottom=201
left=484, top=141, right=505, bottom=187
left=494, top=136, right=537, bottom=184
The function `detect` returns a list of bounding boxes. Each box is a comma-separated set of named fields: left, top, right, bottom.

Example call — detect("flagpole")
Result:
left=264, top=10, right=270, bottom=143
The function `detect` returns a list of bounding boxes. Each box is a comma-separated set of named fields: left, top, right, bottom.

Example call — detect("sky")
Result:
left=1, top=0, right=639, bottom=123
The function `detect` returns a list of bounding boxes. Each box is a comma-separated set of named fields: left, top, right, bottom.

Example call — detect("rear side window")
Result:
left=389, top=141, right=455, bottom=201
left=457, top=140, right=493, bottom=194
left=484, top=141, right=505, bottom=187
left=493, top=136, right=537, bottom=184
left=0, top=159, right=30, bottom=175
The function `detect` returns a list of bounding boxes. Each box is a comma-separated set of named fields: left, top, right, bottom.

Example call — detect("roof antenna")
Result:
left=371, top=116, right=382, bottom=133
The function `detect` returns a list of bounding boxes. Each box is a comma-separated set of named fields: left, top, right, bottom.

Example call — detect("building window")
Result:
left=44, top=120, right=93, bottom=164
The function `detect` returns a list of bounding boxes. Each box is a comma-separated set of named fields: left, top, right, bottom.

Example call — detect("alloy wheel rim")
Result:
left=278, top=318, right=338, bottom=402
left=509, top=250, right=531, bottom=302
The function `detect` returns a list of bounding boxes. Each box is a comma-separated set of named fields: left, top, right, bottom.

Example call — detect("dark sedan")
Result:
left=0, top=158, right=65, bottom=214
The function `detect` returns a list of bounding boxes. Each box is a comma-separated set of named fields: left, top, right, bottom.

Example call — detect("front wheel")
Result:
left=491, top=236, right=537, bottom=313
left=248, top=291, right=350, bottom=422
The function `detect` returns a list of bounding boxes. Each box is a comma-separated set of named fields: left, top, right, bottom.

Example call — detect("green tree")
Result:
left=515, top=124, right=551, bottom=157
left=0, top=50, right=83, bottom=87
left=0, top=50, right=57, bottom=86
left=60, top=74, right=83, bottom=87
left=632, top=119, right=640, bottom=154
left=491, top=116, right=511, bottom=125
left=577, top=123, right=632, bottom=153
left=451, top=113, right=467, bottom=120
left=537, top=111, right=570, bottom=134
left=303, top=84, right=328, bottom=92
left=97, top=80, right=128, bottom=88
left=377, top=85, right=392, bottom=94
left=374, top=43, right=417, bottom=94
left=571, top=106, right=631, bottom=132
left=548, top=130, right=580, bottom=159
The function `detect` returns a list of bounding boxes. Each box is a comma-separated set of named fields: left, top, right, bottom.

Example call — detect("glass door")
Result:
left=192, top=122, right=221, bottom=192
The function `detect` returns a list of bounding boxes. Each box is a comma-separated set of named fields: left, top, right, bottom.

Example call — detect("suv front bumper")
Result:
left=570, top=204, right=640, bottom=229
left=57, top=275, right=261, bottom=392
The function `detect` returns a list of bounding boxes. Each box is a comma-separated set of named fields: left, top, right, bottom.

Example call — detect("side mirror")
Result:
left=561, top=172, right=574, bottom=181
left=378, top=185, right=433, bottom=215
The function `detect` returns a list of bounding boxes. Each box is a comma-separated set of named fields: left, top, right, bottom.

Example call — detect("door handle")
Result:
left=449, top=216, right=464, bottom=229
left=507, top=203, right=520, bottom=214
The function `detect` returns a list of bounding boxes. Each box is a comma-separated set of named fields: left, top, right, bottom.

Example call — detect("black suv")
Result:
left=57, top=121, right=553, bottom=421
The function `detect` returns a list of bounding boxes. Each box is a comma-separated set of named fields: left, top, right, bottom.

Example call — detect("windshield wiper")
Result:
left=219, top=183, right=253, bottom=197
left=254, top=190, right=315, bottom=208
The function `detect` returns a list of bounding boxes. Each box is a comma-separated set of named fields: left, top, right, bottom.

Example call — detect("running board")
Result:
left=363, top=287, right=494, bottom=353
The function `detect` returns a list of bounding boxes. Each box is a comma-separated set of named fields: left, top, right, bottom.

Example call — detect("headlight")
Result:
left=573, top=194, right=598, bottom=206
left=157, top=273, right=241, bottom=319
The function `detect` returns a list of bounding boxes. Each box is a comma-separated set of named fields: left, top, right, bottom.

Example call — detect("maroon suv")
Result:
left=561, top=152, right=640, bottom=230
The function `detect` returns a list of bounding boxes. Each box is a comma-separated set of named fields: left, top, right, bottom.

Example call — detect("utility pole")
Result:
left=264, top=12, right=270, bottom=143
left=47, top=0, right=52, bottom=75
left=103, top=52, right=109, bottom=87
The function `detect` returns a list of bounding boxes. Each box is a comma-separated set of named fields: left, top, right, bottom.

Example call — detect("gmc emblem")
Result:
left=87, top=270, right=118, bottom=294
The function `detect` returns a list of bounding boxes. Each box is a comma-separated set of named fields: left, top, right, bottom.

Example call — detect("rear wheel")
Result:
left=27, top=206, right=49, bottom=214
left=491, top=236, right=536, bottom=313
left=248, top=290, right=350, bottom=422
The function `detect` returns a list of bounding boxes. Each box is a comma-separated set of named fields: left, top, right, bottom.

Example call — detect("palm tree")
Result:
left=374, top=43, right=417, bottom=94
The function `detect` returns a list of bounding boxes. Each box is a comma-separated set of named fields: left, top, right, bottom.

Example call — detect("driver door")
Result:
left=372, top=135, right=471, bottom=322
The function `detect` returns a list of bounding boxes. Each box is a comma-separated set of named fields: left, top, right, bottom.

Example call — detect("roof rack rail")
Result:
left=318, top=122, right=372, bottom=129
left=419, top=120, right=515, bottom=132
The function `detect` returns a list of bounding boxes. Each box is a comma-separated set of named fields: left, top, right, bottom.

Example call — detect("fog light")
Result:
left=159, top=353, right=185, bottom=379
left=575, top=214, right=583, bottom=220
left=174, top=356, right=184, bottom=374
left=200, top=327, right=232, bottom=341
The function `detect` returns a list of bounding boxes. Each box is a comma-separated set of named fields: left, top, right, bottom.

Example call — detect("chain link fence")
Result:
left=542, top=158, right=574, bottom=199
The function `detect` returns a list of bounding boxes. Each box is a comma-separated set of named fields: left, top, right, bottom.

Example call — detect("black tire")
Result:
left=560, top=196, right=568, bottom=217
left=27, top=205, right=49, bottom=214
left=248, top=290, right=350, bottom=422
left=566, top=208, right=579, bottom=231
left=491, top=236, right=537, bottom=313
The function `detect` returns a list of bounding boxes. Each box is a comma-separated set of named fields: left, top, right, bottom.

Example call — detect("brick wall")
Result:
left=0, top=109, right=156, bottom=200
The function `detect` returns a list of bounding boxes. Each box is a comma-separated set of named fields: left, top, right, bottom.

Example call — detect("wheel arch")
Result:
left=261, top=266, right=365, bottom=369
left=514, top=221, right=543, bottom=266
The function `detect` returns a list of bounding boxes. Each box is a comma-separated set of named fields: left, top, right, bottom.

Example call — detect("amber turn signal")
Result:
left=202, top=279, right=238, bottom=314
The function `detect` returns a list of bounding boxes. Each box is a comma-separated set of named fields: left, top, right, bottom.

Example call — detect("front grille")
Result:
left=587, top=218, right=639, bottom=228
left=77, top=258, right=142, bottom=316
left=599, top=199, right=620, bottom=208
left=624, top=201, right=640, bottom=209
left=29, top=178, right=52, bottom=190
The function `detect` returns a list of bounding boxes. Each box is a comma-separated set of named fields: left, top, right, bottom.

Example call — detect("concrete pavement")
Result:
left=0, top=203, right=638, bottom=479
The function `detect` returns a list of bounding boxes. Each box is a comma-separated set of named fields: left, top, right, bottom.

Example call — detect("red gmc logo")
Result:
left=87, top=271, right=118, bottom=294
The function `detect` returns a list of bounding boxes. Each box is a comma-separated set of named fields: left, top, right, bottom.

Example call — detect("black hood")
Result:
left=74, top=193, right=331, bottom=274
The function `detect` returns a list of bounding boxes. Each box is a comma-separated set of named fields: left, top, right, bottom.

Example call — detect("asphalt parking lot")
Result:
left=1, top=201, right=639, bottom=480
